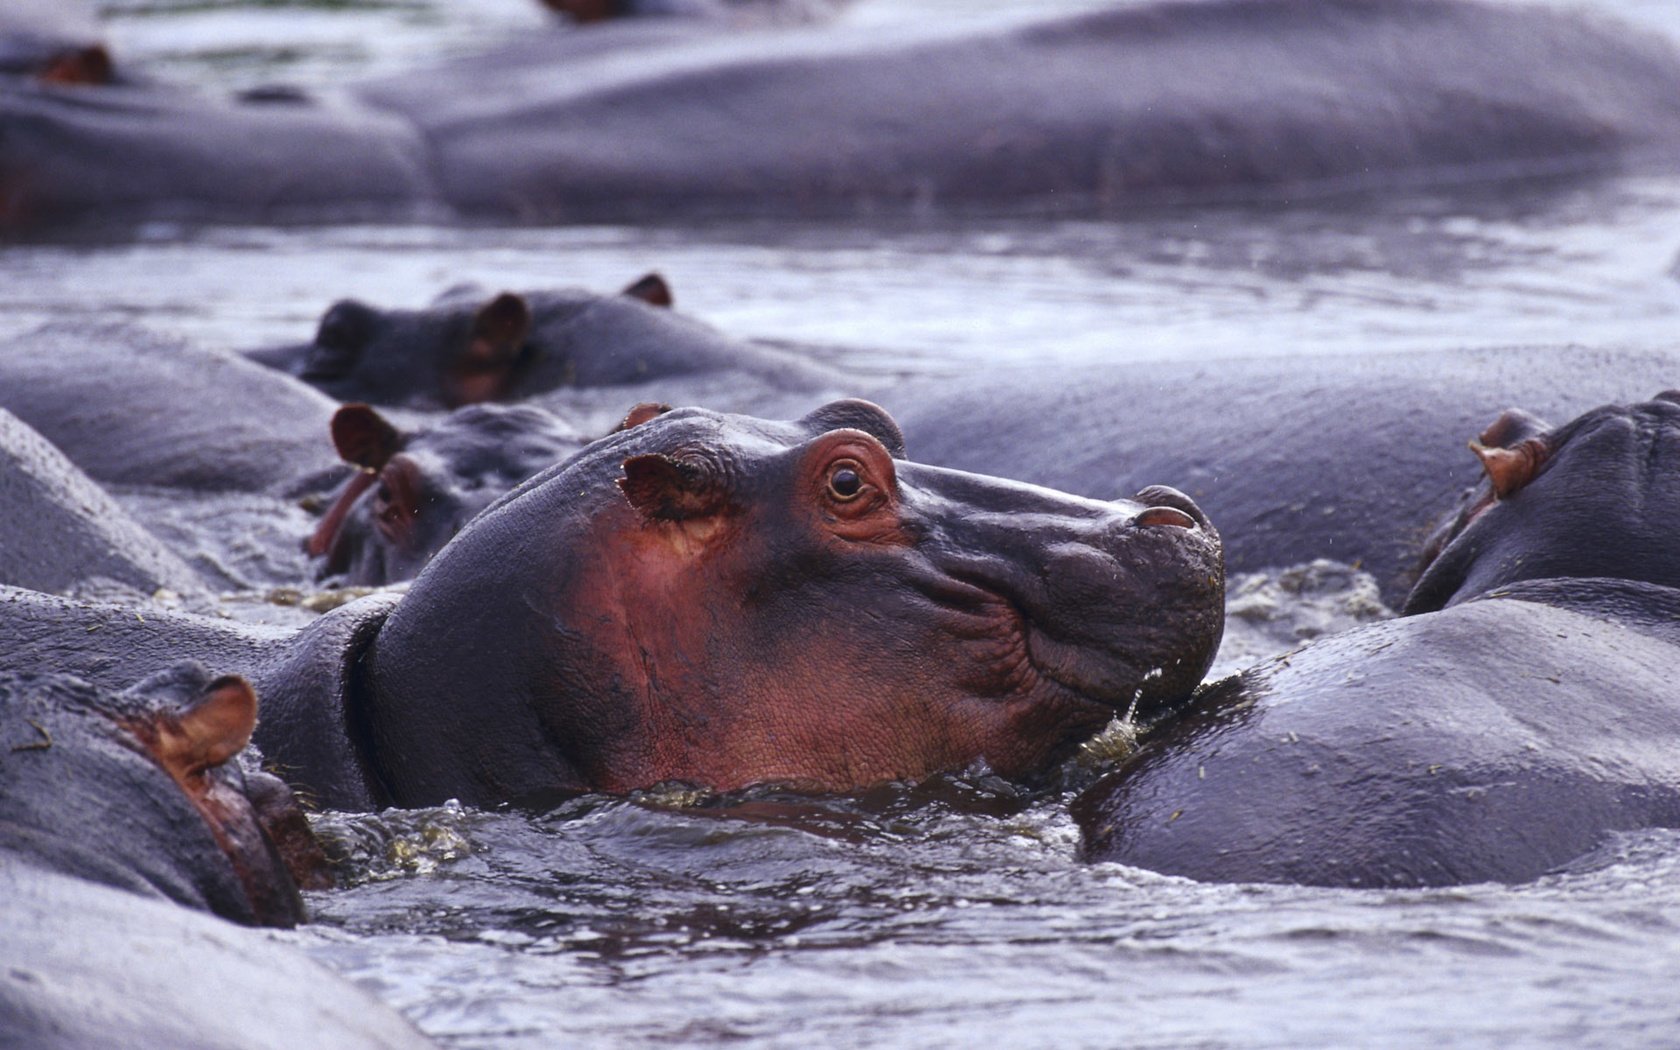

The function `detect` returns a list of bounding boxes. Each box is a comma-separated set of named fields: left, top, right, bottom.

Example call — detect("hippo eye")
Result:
left=827, top=462, right=864, bottom=501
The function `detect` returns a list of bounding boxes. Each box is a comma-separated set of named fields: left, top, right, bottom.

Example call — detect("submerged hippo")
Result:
left=245, top=274, right=832, bottom=410
left=356, top=0, right=1680, bottom=222
left=0, top=664, right=324, bottom=927
left=12, top=0, right=1680, bottom=230
left=308, top=401, right=589, bottom=585
left=890, top=344, right=1680, bottom=604
left=0, top=323, right=345, bottom=493
left=0, top=409, right=204, bottom=599
left=0, top=665, right=438, bottom=1048
left=1074, top=392, right=1680, bottom=888
left=2, top=401, right=1225, bottom=808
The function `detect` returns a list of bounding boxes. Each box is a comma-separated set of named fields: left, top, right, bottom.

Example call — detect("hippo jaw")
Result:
left=362, top=401, right=1224, bottom=802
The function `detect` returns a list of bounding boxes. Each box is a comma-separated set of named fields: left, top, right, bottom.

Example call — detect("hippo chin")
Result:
left=1075, top=392, right=1680, bottom=888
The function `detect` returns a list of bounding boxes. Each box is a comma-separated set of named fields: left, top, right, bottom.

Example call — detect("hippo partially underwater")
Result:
left=2, top=400, right=1225, bottom=809
left=0, top=665, right=437, bottom=1048
left=9, top=0, right=1680, bottom=229
left=1074, top=393, right=1680, bottom=888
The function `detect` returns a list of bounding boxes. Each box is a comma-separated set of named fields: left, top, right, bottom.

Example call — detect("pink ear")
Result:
left=621, top=273, right=673, bottom=308
left=618, top=454, right=730, bottom=521
left=1469, top=437, right=1549, bottom=499
left=154, top=676, right=259, bottom=778
left=330, top=403, right=402, bottom=471
left=466, top=292, right=532, bottom=365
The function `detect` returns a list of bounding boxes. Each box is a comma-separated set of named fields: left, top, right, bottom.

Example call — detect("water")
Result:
left=14, top=0, right=1680, bottom=1046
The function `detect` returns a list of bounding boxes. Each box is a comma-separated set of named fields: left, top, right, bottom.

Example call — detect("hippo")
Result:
left=0, top=323, right=345, bottom=494
left=0, top=664, right=324, bottom=926
left=243, top=274, right=839, bottom=412
left=0, top=665, right=438, bottom=1048
left=1073, top=392, right=1680, bottom=888
left=354, top=0, right=1680, bottom=223
left=1, top=400, right=1225, bottom=809
left=0, top=408, right=204, bottom=599
left=541, top=0, right=845, bottom=25
left=308, top=401, right=589, bottom=585
left=0, top=74, right=435, bottom=231
left=12, top=1, right=1680, bottom=230
left=887, top=344, right=1680, bottom=605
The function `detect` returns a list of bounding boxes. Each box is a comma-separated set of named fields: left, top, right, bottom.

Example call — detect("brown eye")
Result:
left=828, top=462, right=863, bottom=501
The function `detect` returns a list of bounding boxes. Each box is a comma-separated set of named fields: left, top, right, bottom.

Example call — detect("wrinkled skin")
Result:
left=1075, top=393, right=1680, bottom=888
left=0, top=663, right=327, bottom=926
left=354, top=399, right=1224, bottom=805
left=309, top=401, right=589, bottom=585
left=245, top=275, right=834, bottom=410
left=890, top=345, right=1680, bottom=604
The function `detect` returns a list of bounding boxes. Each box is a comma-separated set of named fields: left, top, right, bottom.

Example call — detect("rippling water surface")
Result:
left=14, top=0, right=1680, bottom=1046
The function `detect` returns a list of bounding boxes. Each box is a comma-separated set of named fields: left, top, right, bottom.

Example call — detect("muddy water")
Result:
left=11, top=0, right=1680, bottom=1046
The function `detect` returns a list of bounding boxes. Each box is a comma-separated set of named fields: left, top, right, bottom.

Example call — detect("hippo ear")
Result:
left=1476, top=407, right=1551, bottom=449
left=330, top=403, right=403, bottom=471
left=1469, top=437, right=1550, bottom=499
left=39, top=45, right=114, bottom=87
left=619, top=454, right=731, bottom=521
left=615, top=402, right=672, bottom=432
left=621, top=273, right=673, bottom=308
left=466, top=293, right=532, bottom=367
left=153, top=676, right=258, bottom=779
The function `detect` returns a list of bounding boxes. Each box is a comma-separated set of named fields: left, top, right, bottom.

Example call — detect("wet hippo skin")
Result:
left=1074, top=393, right=1680, bottom=888
left=2, top=400, right=1225, bottom=810
left=889, top=345, right=1680, bottom=604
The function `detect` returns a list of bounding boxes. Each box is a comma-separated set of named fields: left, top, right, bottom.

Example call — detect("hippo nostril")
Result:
left=1134, top=506, right=1197, bottom=529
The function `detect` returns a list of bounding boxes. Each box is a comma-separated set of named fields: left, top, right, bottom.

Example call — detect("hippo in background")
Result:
left=244, top=273, right=841, bottom=413
left=13, top=0, right=1680, bottom=230
left=0, top=408, right=205, bottom=600
left=889, top=344, right=1680, bottom=606
left=0, top=664, right=438, bottom=1048
left=308, top=401, right=590, bottom=585
left=542, top=0, right=846, bottom=26
left=0, top=323, right=345, bottom=494
left=1074, top=392, right=1680, bottom=888
left=0, top=400, right=1225, bottom=810
left=356, top=0, right=1680, bottom=223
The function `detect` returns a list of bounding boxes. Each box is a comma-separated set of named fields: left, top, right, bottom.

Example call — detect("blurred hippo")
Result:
left=13, top=0, right=1680, bottom=230
left=308, top=401, right=590, bottom=585
left=0, top=324, right=345, bottom=494
left=1074, top=392, right=1680, bottom=888
left=0, top=665, right=438, bottom=1048
left=2, top=400, right=1225, bottom=809
left=889, top=344, right=1680, bottom=605
left=0, top=75, right=434, bottom=231
left=244, top=274, right=838, bottom=411
left=0, top=409, right=204, bottom=598
left=542, top=0, right=845, bottom=25
left=356, top=0, right=1680, bottom=222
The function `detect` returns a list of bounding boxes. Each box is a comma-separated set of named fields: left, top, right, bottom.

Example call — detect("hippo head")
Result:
left=308, top=402, right=589, bottom=585
left=1406, top=391, right=1680, bottom=613
left=357, top=399, right=1224, bottom=804
left=247, top=274, right=673, bottom=409
left=0, top=665, right=330, bottom=927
